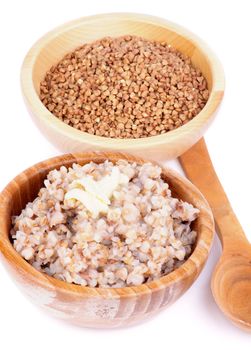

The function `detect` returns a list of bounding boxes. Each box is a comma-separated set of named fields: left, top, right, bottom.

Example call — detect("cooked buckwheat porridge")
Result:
left=11, top=160, right=199, bottom=288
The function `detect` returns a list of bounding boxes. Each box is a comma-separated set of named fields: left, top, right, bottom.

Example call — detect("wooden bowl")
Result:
left=21, top=13, right=225, bottom=161
left=0, top=152, right=214, bottom=328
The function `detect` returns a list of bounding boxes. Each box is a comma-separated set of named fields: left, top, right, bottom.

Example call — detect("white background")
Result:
left=1, top=0, right=251, bottom=348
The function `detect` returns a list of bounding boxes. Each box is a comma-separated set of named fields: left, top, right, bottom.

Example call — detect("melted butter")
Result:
left=64, top=167, right=129, bottom=218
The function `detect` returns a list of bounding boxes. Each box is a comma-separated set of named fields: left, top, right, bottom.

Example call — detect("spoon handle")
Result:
left=179, top=138, right=248, bottom=248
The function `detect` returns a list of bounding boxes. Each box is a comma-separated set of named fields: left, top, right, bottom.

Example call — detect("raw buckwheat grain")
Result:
left=40, top=35, right=209, bottom=138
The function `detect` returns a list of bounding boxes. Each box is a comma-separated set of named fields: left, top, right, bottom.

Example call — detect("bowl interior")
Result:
left=3, top=152, right=207, bottom=252
left=32, top=15, right=213, bottom=98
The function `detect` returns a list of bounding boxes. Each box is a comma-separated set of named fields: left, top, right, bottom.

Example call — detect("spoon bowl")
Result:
left=212, top=244, right=251, bottom=330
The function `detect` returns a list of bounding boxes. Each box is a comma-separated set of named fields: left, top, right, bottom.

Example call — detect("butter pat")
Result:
left=74, top=176, right=111, bottom=204
left=64, top=166, right=129, bottom=218
left=64, top=188, right=108, bottom=218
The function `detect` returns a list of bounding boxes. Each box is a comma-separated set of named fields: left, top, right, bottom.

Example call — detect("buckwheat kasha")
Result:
left=11, top=160, right=199, bottom=288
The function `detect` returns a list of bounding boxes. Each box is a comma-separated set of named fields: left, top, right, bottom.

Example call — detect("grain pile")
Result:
left=11, top=160, right=199, bottom=288
left=40, top=35, right=209, bottom=138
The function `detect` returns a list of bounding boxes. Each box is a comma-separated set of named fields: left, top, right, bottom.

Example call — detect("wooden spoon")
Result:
left=179, top=137, right=251, bottom=331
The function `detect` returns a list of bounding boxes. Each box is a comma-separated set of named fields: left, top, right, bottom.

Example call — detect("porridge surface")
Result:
left=11, top=160, right=199, bottom=287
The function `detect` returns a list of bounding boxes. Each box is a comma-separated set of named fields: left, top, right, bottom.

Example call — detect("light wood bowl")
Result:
left=21, top=13, right=224, bottom=161
left=0, top=152, right=214, bottom=328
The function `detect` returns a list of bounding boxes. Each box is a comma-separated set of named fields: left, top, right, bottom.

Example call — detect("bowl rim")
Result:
left=0, top=151, right=214, bottom=298
left=20, top=12, right=225, bottom=150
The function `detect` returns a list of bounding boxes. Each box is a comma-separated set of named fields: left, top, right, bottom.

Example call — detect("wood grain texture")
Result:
left=0, top=152, right=214, bottom=328
left=179, top=138, right=251, bottom=331
left=20, top=13, right=224, bottom=161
